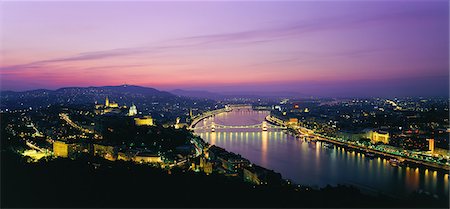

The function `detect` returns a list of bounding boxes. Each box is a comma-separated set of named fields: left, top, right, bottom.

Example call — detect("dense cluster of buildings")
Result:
left=271, top=97, right=449, bottom=153
left=52, top=139, right=163, bottom=163
left=95, top=97, right=154, bottom=126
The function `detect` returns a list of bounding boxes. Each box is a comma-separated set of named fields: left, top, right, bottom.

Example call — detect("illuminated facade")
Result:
left=95, top=97, right=124, bottom=114
left=53, top=141, right=84, bottom=158
left=288, top=118, right=299, bottom=126
left=128, top=104, right=138, bottom=116
left=428, top=138, right=435, bottom=153
left=117, top=152, right=132, bottom=161
left=134, top=116, right=154, bottom=126
left=93, top=144, right=116, bottom=161
left=53, top=141, right=69, bottom=158
left=369, top=130, right=389, bottom=144
left=133, top=153, right=162, bottom=163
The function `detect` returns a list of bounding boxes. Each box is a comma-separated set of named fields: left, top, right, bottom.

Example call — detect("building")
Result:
left=117, top=151, right=132, bottom=161
left=428, top=138, right=435, bottom=153
left=203, top=161, right=213, bottom=175
left=369, top=130, right=389, bottom=144
left=108, top=102, right=119, bottom=108
left=128, top=104, right=138, bottom=116
left=174, top=117, right=188, bottom=129
left=53, top=141, right=69, bottom=158
left=105, top=97, right=119, bottom=108
left=218, top=154, right=250, bottom=173
left=133, top=152, right=162, bottom=163
left=53, top=140, right=85, bottom=158
left=243, top=165, right=282, bottom=185
left=288, top=118, right=299, bottom=126
left=93, top=144, right=116, bottom=161
left=95, top=97, right=122, bottom=115
left=134, top=116, right=154, bottom=126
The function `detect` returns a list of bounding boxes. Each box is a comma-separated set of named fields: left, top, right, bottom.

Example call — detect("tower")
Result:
left=189, top=108, right=193, bottom=118
left=428, top=139, right=435, bottom=153
left=262, top=121, right=268, bottom=131
left=105, top=97, right=110, bottom=107
left=175, top=117, right=181, bottom=129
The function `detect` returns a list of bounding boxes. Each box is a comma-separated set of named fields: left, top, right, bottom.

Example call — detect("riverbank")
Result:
left=280, top=121, right=450, bottom=173
left=267, top=114, right=450, bottom=172
left=193, top=108, right=449, bottom=199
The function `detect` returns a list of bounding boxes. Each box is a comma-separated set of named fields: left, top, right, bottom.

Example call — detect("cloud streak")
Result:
left=2, top=6, right=445, bottom=73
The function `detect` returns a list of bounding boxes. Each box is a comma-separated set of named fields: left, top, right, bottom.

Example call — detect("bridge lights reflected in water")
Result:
left=194, top=109, right=449, bottom=198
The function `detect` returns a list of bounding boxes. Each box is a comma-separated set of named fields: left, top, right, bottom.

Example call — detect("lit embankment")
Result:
left=188, top=107, right=230, bottom=130
left=267, top=114, right=450, bottom=171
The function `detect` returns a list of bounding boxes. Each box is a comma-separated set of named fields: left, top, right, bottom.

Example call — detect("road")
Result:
left=59, top=113, right=94, bottom=134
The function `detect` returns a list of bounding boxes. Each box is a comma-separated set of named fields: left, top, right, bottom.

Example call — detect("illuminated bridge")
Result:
left=193, top=121, right=284, bottom=131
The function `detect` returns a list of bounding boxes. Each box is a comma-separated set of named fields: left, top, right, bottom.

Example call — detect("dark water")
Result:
left=194, top=109, right=449, bottom=198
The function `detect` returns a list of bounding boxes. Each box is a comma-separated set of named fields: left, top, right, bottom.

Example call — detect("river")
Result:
left=194, top=108, right=449, bottom=198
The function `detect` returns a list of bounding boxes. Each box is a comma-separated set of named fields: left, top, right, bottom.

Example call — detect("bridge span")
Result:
left=192, top=121, right=284, bottom=132
left=188, top=104, right=282, bottom=131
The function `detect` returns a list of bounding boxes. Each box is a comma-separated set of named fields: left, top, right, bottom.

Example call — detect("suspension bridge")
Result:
left=192, top=121, right=284, bottom=131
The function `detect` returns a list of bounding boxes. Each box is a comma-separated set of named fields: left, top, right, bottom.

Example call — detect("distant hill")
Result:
left=0, top=85, right=178, bottom=110
left=171, top=89, right=307, bottom=100
left=171, top=89, right=223, bottom=99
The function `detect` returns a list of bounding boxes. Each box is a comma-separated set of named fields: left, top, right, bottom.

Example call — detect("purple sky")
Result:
left=0, top=1, right=448, bottom=97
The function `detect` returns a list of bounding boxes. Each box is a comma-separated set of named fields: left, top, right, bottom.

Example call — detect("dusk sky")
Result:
left=0, top=1, right=448, bottom=97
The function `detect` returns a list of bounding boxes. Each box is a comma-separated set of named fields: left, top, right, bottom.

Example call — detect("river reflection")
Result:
left=194, top=109, right=449, bottom=198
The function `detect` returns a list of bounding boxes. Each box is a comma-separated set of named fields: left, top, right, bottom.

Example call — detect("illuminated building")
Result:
left=294, top=104, right=299, bottom=109
left=95, top=97, right=122, bottom=115
left=53, top=140, right=84, bottom=158
left=108, top=102, right=119, bottom=108
left=133, top=152, right=162, bottom=163
left=428, top=138, right=435, bottom=153
left=93, top=144, right=116, bottom=161
left=288, top=118, right=299, bottom=126
left=117, top=152, right=132, bottom=161
left=203, top=161, right=213, bottom=175
left=128, top=104, right=138, bottom=116
left=175, top=117, right=181, bottom=129
left=218, top=155, right=250, bottom=173
left=304, top=108, right=309, bottom=113
left=134, top=116, right=154, bottom=126
left=174, top=117, right=187, bottom=129
left=369, top=130, right=389, bottom=144
left=53, top=141, right=69, bottom=158
left=104, top=97, right=119, bottom=108
left=274, top=105, right=282, bottom=111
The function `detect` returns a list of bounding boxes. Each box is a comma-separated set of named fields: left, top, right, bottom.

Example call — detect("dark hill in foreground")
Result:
left=1, top=151, right=447, bottom=208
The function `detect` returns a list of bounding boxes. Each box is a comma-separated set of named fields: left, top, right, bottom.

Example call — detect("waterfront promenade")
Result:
left=266, top=115, right=450, bottom=171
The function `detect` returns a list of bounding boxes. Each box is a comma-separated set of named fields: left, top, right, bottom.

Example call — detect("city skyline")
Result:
left=1, top=1, right=448, bottom=97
